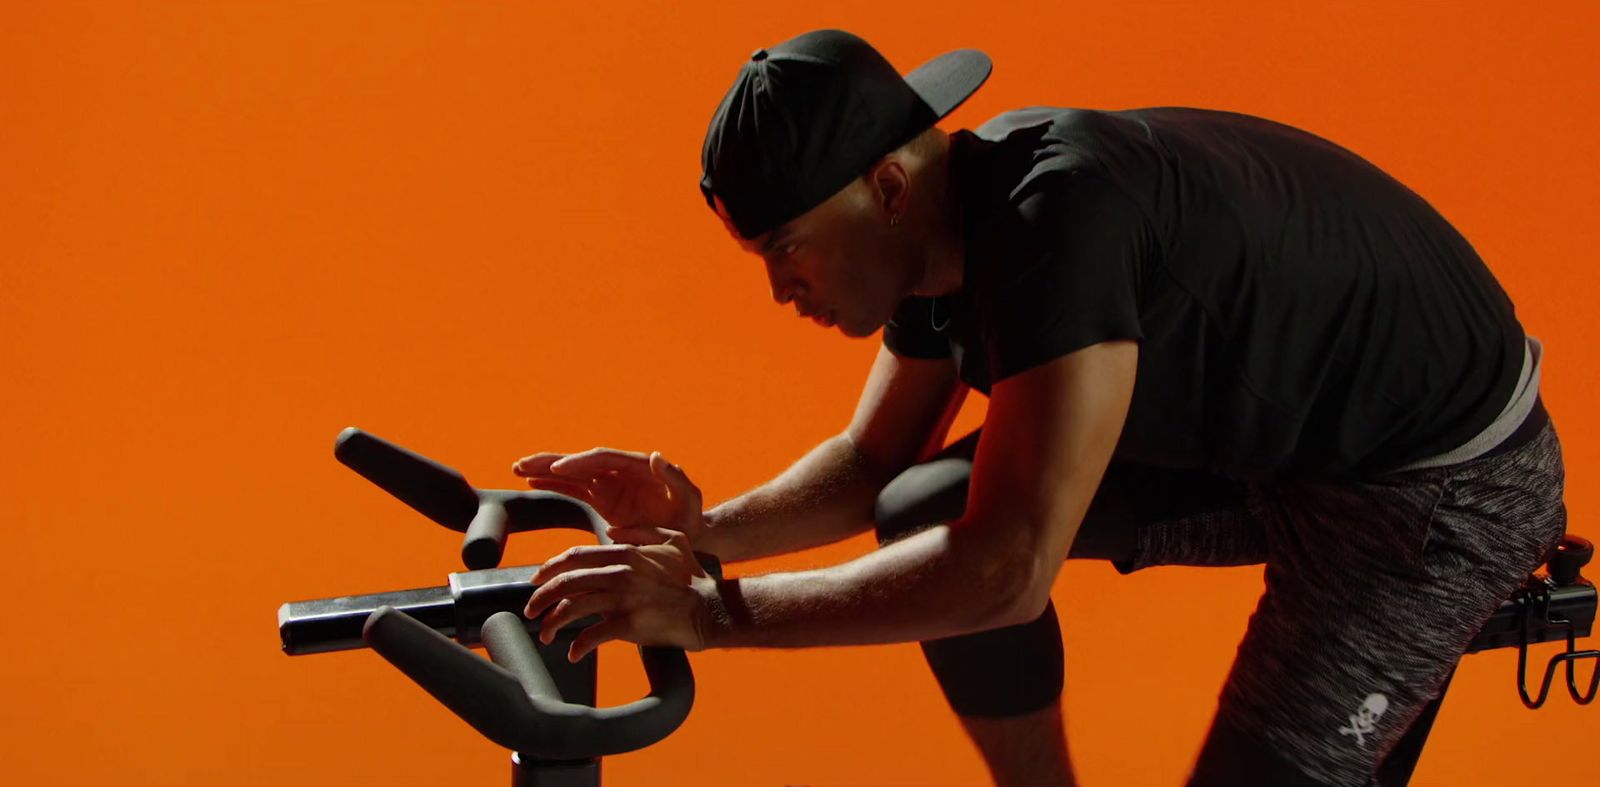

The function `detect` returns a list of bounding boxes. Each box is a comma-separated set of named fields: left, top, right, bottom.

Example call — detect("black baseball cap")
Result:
left=699, top=29, right=992, bottom=240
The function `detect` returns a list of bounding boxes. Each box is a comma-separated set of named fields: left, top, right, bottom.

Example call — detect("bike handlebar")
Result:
left=277, top=427, right=711, bottom=760
left=333, top=426, right=612, bottom=570
left=362, top=606, right=695, bottom=758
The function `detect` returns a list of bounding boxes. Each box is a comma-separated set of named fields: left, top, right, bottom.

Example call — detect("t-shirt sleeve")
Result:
left=881, top=295, right=953, bottom=359
left=984, top=171, right=1153, bottom=385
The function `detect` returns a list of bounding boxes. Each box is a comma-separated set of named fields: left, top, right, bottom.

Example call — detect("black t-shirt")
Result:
left=883, top=107, right=1524, bottom=480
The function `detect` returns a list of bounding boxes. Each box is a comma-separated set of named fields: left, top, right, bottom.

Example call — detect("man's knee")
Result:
left=873, top=429, right=983, bottom=544
left=922, top=600, right=1066, bottom=717
left=871, top=433, right=1064, bottom=719
left=873, top=454, right=975, bottom=544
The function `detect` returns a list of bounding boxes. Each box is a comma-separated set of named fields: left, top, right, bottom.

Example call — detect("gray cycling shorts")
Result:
left=888, top=418, right=1567, bottom=786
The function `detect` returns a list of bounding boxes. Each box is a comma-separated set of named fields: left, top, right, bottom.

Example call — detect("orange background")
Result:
left=3, top=2, right=1596, bottom=785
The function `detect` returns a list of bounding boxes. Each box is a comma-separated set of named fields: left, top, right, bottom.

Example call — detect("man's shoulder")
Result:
left=970, top=105, right=1172, bottom=148
left=963, top=107, right=1149, bottom=201
left=958, top=114, right=1146, bottom=236
left=968, top=107, right=1105, bottom=175
left=972, top=106, right=1092, bottom=143
left=971, top=105, right=1290, bottom=154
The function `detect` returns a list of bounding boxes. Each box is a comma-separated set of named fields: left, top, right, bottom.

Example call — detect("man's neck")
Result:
left=912, top=131, right=966, bottom=298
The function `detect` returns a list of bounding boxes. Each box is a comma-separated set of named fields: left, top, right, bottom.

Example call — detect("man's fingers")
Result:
left=531, top=544, right=635, bottom=585
left=550, top=448, right=654, bottom=477
left=525, top=563, right=629, bottom=619
left=605, top=525, right=675, bottom=546
left=514, top=449, right=648, bottom=479
left=567, top=616, right=632, bottom=663
left=523, top=477, right=598, bottom=503
left=511, top=453, right=566, bottom=477
left=537, top=592, right=621, bottom=647
left=524, top=473, right=601, bottom=499
left=649, top=452, right=703, bottom=506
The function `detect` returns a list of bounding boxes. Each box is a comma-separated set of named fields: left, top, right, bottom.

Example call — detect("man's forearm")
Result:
left=699, top=518, right=1032, bottom=649
left=698, top=432, right=893, bottom=563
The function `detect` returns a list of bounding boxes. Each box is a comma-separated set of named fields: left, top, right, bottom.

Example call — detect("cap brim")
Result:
left=904, top=48, right=992, bottom=120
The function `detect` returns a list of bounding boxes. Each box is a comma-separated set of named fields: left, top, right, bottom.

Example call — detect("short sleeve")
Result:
left=983, top=172, right=1153, bottom=385
left=881, top=295, right=953, bottom=359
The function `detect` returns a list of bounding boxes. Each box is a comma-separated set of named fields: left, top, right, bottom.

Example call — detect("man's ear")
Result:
left=867, top=157, right=911, bottom=222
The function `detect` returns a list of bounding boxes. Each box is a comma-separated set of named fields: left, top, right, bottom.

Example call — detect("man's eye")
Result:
left=782, top=244, right=799, bottom=257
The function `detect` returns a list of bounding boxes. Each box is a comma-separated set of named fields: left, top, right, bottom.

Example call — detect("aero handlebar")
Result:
left=276, top=428, right=719, bottom=760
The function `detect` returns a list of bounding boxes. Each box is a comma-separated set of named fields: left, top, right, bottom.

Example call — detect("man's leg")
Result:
left=874, top=429, right=1076, bottom=785
left=1185, top=423, right=1567, bottom=786
left=873, top=428, right=1259, bottom=785
left=956, top=697, right=1076, bottom=787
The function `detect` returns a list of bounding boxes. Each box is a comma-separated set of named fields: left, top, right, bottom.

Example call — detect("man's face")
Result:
left=724, top=176, right=907, bottom=339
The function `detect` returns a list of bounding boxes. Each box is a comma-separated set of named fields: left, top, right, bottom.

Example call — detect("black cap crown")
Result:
left=700, top=29, right=991, bottom=239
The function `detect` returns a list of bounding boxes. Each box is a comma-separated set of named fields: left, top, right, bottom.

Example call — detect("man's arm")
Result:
left=702, top=340, right=1139, bottom=648
left=699, top=347, right=967, bottom=563
left=696, top=432, right=890, bottom=563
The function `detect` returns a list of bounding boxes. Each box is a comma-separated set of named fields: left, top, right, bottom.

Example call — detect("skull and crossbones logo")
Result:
left=1338, top=693, right=1389, bottom=746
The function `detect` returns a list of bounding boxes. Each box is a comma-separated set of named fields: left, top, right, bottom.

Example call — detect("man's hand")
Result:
left=512, top=447, right=709, bottom=546
left=523, top=528, right=718, bottom=662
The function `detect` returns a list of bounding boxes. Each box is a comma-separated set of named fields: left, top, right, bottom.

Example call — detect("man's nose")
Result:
left=766, top=270, right=800, bottom=306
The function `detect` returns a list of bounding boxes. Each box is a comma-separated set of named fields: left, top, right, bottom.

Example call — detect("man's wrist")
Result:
left=694, top=575, right=747, bottom=650
left=696, top=508, right=730, bottom=560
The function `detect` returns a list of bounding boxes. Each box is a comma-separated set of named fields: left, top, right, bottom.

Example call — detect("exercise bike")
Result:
left=278, top=427, right=1595, bottom=786
left=277, top=428, right=723, bottom=786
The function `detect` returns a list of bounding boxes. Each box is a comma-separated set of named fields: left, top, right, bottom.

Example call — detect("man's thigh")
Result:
left=874, top=427, right=1260, bottom=568
left=869, top=427, right=1263, bottom=720
left=1189, top=423, right=1568, bottom=786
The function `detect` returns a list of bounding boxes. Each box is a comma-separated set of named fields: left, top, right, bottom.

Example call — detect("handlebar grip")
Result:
left=335, top=427, right=617, bottom=570
left=1550, top=535, right=1594, bottom=586
left=363, top=606, right=694, bottom=759
left=463, top=500, right=510, bottom=571
left=334, top=427, right=481, bottom=529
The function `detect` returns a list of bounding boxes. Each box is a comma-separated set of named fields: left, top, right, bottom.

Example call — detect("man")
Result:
left=515, top=28, right=1567, bottom=786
